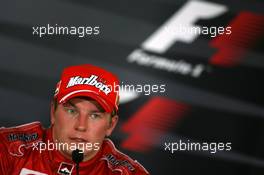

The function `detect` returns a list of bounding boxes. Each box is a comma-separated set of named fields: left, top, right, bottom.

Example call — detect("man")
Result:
left=0, top=64, right=149, bottom=175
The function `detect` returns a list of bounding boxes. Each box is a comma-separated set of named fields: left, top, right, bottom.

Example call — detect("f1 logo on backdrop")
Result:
left=122, top=0, right=264, bottom=153
left=127, top=0, right=264, bottom=74
left=142, top=0, right=227, bottom=53
left=123, top=1, right=226, bottom=152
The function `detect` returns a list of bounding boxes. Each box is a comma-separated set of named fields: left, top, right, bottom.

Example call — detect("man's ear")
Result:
left=106, top=115, right=118, bottom=137
left=50, top=101, right=55, bottom=125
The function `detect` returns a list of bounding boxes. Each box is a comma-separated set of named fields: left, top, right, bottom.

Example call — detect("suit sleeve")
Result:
left=0, top=128, right=12, bottom=174
left=135, top=167, right=150, bottom=175
left=134, top=161, right=150, bottom=175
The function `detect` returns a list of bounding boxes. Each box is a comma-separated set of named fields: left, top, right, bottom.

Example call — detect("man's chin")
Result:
left=82, top=150, right=98, bottom=161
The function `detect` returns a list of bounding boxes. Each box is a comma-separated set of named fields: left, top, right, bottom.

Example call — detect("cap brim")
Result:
left=58, top=90, right=113, bottom=113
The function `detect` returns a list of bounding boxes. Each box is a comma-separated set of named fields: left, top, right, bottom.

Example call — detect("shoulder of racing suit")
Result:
left=101, top=138, right=150, bottom=175
left=0, top=121, right=45, bottom=157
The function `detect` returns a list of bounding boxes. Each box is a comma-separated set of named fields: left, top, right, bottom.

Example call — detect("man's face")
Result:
left=50, top=97, right=118, bottom=161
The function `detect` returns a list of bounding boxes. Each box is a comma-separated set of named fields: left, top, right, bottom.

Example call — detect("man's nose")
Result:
left=74, top=113, right=88, bottom=132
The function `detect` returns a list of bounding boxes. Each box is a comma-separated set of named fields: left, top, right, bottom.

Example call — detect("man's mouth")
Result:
left=69, top=137, right=87, bottom=143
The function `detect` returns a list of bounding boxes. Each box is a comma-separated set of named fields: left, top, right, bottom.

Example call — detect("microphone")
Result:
left=72, top=149, right=84, bottom=175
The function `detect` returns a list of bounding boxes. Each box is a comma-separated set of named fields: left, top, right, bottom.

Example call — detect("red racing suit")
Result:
left=0, top=122, right=149, bottom=175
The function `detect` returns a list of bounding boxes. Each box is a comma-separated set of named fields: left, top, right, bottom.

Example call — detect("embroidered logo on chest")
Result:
left=58, top=162, right=74, bottom=175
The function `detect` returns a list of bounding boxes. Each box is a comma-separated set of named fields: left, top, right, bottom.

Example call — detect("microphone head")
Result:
left=72, top=149, right=84, bottom=164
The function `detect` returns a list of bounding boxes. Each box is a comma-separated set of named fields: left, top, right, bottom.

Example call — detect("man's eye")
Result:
left=66, top=108, right=77, bottom=115
left=90, top=113, right=102, bottom=119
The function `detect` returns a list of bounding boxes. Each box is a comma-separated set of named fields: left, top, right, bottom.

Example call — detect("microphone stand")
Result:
left=72, top=149, right=84, bottom=175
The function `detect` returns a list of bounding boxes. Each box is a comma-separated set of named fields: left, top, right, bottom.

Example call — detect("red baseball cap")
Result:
left=54, top=64, right=120, bottom=113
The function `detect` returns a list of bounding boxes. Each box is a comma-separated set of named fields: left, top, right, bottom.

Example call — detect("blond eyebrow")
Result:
left=63, top=101, right=76, bottom=108
left=64, top=100, right=105, bottom=113
left=89, top=110, right=104, bottom=113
